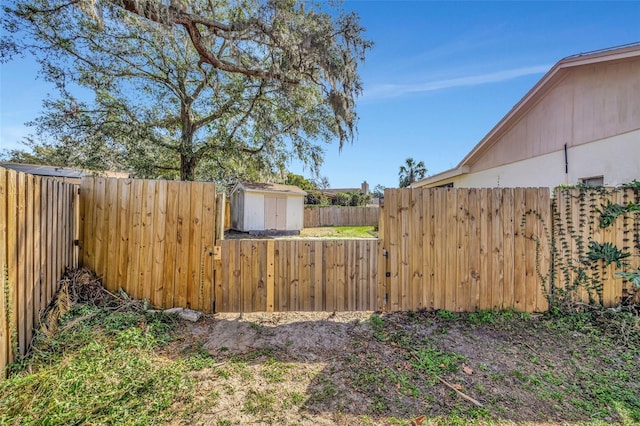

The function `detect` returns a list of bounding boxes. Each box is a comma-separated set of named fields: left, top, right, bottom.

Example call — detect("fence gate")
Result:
left=216, top=239, right=383, bottom=313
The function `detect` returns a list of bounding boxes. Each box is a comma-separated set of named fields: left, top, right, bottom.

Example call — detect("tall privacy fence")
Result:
left=1, top=166, right=78, bottom=375
left=79, top=177, right=218, bottom=313
left=378, top=187, right=639, bottom=312
left=303, top=206, right=379, bottom=227
left=2, top=169, right=639, bottom=378
left=380, top=188, right=552, bottom=312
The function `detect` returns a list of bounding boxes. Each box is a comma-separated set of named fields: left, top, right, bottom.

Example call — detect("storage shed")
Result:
left=230, top=182, right=306, bottom=233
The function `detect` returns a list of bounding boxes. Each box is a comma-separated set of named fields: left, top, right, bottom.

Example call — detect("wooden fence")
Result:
left=218, top=239, right=382, bottom=312
left=79, top=177, right=217, bottom=313
left=1, top=166, right=78, bottom=374
left=553, top=187, right=640, bottom=306
left=380, top=188, right=551, bottom=312
left=303, top=206, right=379, bottom=227
left=6, top=174, right=640, bottom=380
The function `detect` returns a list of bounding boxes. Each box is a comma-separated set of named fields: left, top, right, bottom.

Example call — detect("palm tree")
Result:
left=398, top=158, right=427, bottom=188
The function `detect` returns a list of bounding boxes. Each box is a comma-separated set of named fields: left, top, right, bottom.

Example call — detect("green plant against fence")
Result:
left=597, top=199, right=640, bottom=228
left=520, top=183, right=640, bottom=311
left=548, top=185, right=640, bottom=310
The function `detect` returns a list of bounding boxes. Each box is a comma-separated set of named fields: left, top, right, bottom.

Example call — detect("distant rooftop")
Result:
left=0, top=162, right=130, bottom=180
left=0, top=162, right=90, bottom=178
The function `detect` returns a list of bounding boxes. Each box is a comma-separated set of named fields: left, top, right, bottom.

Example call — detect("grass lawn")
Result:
left=224, top=226, right=377, bottom=239
left=298, top=225, right=377, bottom=239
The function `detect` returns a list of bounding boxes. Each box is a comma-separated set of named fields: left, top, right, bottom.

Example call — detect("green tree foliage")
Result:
left=330, top=191, right=369, bottom=206
left=398, top=157, right=427, bottom=188
left=2, top=0, right=371, bottom=181
left=333, top=192, right=351, bottom=206
left=304, top=191, right=328, bottom=206
left=285, top=173, right=317, bottom=191
left=349, top=192, right=371, bottom=206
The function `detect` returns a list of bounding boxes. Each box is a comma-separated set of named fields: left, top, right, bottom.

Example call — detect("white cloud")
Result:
left=363, top=64, right=551, bottom=100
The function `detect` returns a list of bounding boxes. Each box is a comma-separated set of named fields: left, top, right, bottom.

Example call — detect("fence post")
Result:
left=215, top=192, right=225, bottom=243
left=266, top=240, right=275, bottom=312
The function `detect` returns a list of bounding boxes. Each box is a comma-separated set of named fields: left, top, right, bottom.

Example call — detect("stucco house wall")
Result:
left=412, top=44, right=640, bottom=189
left=447, top=130, right=639, bottom=188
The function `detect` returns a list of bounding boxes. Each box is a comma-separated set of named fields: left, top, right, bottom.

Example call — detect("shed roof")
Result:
left=412, top=42, right=640, bottom=188
left=234, top=181, right=307, bottom=196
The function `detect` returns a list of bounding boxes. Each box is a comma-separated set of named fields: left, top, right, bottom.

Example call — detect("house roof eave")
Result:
left=411, top=166, right=469, bottom=188
left=457, top=43, right=640, bottom=168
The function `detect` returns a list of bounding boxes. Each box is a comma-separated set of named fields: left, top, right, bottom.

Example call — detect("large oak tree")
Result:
left=2, top=0, right=371, bottom=181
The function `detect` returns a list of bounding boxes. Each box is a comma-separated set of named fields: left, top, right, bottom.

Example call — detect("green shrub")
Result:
left=333, top=192, right=351, bottom=206
left=305, top=191, right=329, bottom=205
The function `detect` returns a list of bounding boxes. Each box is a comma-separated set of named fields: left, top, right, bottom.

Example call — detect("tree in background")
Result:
left=2, top=0, right=371, bottom=181
left=349, top=192, right=371, bottom=206
left=305, top=191, right=329, bottom=206
left=331, top=191, right=370, bottom=206
left=333, top=192, right=352, bottom=206
left=372, top=184, right=386, bottom=198
left=315, top=176, right=331, bottom=190
left=398, top=158, right=427, bottom=188
left=285, top=173, right=317, bottom=191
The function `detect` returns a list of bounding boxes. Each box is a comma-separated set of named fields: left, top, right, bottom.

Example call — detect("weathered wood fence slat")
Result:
left=304, top=206, right=379, bottom=227
left=218, top=239, right=382, bottom=312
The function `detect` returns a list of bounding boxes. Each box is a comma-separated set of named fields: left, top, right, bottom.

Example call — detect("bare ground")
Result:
left=162, top=310, right=640, bottom=425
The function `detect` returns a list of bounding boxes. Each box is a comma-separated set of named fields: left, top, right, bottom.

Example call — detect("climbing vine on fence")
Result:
left=540, top=183, right=640, bottom=310
left=3, top=264, right=18, bottom=360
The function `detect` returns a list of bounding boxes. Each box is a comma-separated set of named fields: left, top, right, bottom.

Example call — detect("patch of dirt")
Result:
left=193, top=311, right=366, bottom=360
left=164, top=310, right=639, bottom=425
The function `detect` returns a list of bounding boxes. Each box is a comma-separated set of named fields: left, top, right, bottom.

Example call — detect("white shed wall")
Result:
left=243, top=192, right=265, bottom=231
left=286, top=196, right=305, bottom=231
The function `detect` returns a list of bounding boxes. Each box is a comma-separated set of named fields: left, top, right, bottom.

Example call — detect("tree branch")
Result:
left=115, top=0, right=300, bottom=84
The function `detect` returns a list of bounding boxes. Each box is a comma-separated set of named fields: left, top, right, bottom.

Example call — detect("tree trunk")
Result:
left=180, top=157, right=196, bottom=181
left=180, top=103, right=197, bottom=181
left=179, top=132, right=197, bottom=181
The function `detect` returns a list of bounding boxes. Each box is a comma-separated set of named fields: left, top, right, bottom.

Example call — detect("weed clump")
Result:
left=0, top=268, right=187, bottom=425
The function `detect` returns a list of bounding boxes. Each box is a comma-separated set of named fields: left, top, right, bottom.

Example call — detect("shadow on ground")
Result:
left=169, top=309, right=640, bottom=425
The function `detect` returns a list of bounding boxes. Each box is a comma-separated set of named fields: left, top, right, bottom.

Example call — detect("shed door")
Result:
left=264, top=196, right=287, bottom=230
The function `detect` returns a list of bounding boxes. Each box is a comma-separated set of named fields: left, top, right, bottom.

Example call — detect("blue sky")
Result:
left=1, top=1, right=640, bottom=189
